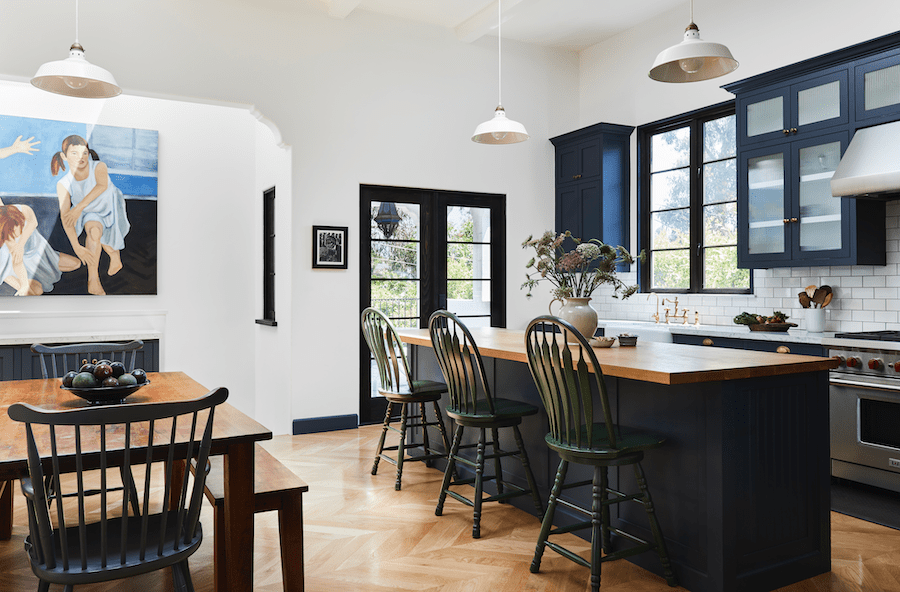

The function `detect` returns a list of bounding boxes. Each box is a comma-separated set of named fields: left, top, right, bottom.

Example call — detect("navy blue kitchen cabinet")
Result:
left=854, top=51, right=900, bottom=125
left=550, top=123, right=633, bottom=262
left=672, top=332, right=827, bottom=357
left=725, top=31, right=900, bottom=269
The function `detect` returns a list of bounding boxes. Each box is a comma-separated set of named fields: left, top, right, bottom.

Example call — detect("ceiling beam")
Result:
left=454, top=0, right=529, bottom=43
left=326, top=0, right=361, bottom=19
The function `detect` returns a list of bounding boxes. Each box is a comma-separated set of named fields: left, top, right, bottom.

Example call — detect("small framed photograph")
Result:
left=312, top=226, right=348, bottom=269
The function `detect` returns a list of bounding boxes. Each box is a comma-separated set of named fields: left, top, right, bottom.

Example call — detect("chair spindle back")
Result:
left=31, top=340, right=145, bottom=379
left=8, top=387, right=227, bottom=575
left=361, top=307, right=413, bottom=394
left=525, top=316, right=617, bottom=450
left=428, top=310, right=494, bottom=415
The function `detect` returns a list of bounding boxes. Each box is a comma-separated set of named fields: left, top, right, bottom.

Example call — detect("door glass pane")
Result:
left=747, top=96, right=783, bottom=137
left=651, top=210, right=689, bottom=249
left=865, top=64, right=900, bottom=111
left=370, top=201, right=421, bottom=400
left=446, top=206, right=491, bottom=321
left=703, top=115, right=736, bottom=161
left=747, top=153, right=785, bottom=254
left=798, top=80, right=841, bottom=126
left=650, top=127, right=690, bottom=172
left=651, top=250, right=690, bottom=290
left=704, top=246, right=748, bottom=289
left=703, top=160, right=736, bottom=204
left=798, top=141, right=842, bottom=252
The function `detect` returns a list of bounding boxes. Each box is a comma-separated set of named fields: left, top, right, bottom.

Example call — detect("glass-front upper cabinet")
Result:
left=739, top=70, right=848, bottom=146
left=739, top=130, right=850, bottom=267
left=855, top=53, right=900, bottom=123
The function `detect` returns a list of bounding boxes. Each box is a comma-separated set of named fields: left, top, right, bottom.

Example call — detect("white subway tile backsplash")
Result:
left=840, top=276, right=863, bottom=288
left=851, top=266, right=876, bottom=276
left=874, top=288, right=898, bottom=299
left=852, top=310, right=875, bottom=322
left=863, top=299, right=887, bottom=311
left=873, top=311, right=899, bottom=323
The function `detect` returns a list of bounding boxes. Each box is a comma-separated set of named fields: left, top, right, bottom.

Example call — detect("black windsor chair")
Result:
left=428, top=310, right=544, bottom=539
left=361, top=307, right=453, bottom=490
left=524, top=316, right=676, bottom=591
left=8, top=387, right=228, bottom=592
left=31, top=340, right=145, bottom=380
left=30, top=340, right=146, bottom=516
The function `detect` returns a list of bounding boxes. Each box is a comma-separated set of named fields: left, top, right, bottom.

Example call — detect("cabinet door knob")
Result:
left=776, top=346, right=791, bottom=354
left=573, top=174, right=582, bottom=180
left=790, top=217, right=798, bottom=223
left=702, top=338, right=714, bottom=346
left=790, top=127, right=798, bottom=134
left=783, top=218, right=790, bottom=224
left=783, top=129, right=790, bottom=135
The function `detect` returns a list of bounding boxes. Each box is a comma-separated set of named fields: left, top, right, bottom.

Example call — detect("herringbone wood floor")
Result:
left=1, top=425, right=899, bottom=591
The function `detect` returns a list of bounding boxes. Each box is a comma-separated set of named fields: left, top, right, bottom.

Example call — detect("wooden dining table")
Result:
left=0, top=371, right=272, bottom=592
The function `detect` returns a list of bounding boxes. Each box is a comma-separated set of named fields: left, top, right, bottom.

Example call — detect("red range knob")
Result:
left=895, top=363, right=900, bottom=373
left=847, top=357, right=861, bottom=368
left=832, top=355, right=845, bottom=367
left=869, top=358, right=884, bottom=370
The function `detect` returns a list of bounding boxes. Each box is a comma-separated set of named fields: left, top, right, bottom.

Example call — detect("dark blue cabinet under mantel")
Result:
left=550, top=123, right=633, bottom=264
left=723, top=31, right=900, bottom=269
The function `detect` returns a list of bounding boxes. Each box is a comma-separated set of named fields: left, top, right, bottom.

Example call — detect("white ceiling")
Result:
left=314, top=0, right=688, bottom=51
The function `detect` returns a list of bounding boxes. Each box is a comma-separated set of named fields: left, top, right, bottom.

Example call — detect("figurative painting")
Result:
left=0, top=114, right=158, bottom=296
left=312, top=226, right=348, bottom=269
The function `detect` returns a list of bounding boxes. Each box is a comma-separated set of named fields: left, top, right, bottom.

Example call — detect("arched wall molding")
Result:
left=0, top=73, right=291, bottom=151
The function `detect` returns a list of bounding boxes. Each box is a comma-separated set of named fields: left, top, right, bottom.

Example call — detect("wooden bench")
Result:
left=198, top=443, right=308, bottom=592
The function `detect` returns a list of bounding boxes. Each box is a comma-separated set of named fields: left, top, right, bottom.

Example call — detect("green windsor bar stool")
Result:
left=524, top=316, right=677, bottom=591
left=428, top=310, right=544, bottom=539
left=361, top=307, right=453, bottom=491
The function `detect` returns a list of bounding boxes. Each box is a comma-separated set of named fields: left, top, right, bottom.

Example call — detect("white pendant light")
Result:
left=31, top=0, right=121, bottom=98
left=472, top=0, right=528, bottom=144
left=648, top=0, right=738, bottom=83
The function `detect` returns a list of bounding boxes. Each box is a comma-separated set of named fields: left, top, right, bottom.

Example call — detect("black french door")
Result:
left=358, top=185, right=506, bottom=424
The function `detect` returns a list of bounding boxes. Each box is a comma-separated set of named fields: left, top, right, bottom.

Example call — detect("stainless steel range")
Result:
left=830, top=330, right=900, bottom=493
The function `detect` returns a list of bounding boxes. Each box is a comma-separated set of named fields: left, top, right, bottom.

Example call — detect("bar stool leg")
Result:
left=591, top=466, right=603, bottom=592
left=513, top=425, right=544, bottom=517
left=420, top=403, right=433, bottom=467
left=491, top=427, right=505, bottom=501
left=436, top=424, right=463, bottom=517
left=600, top=466, right=611, bottom=553
left=634, top=462, right=677, bottom=587
left=473, top=427, right=486, bottom=539
left=372, top=403, right=393, bottom=475
left=531, top=459, right=567, bottom=573
left=395, top=403, right=409, bottom=490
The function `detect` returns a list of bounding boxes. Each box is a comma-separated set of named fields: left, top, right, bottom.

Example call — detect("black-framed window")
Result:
left=638, top=101, right=750, bottom=294
left=256, top=186, right=277, bottom=326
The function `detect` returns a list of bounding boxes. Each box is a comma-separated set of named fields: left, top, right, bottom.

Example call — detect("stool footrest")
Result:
left=545, top=541, right=591, bottom=569
left=445, top=489, right=475, bottom=508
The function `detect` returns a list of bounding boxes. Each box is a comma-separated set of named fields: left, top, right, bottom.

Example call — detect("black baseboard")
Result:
left=832, top=477, right=900, bottom=530
left=293, top=414, right=359, bottom=435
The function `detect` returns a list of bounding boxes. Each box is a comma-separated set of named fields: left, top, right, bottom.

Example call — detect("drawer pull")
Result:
left=776, top=346, right=790, bottom=354
left=702, top=338, right=714, bottom=346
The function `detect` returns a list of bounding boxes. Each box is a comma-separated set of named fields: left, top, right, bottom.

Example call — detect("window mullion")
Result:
left=690, top=119, right=703, bottom=292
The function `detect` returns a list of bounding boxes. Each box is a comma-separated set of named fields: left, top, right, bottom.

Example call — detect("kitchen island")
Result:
left=397, top=327, right=839, bottom=592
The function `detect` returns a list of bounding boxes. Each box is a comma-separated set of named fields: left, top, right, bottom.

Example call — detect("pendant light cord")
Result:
left=689, top=0, right=694, bottom=25
left=75, top=0, right=80, bottom=44
left=497, top=0, right=502, bottom=106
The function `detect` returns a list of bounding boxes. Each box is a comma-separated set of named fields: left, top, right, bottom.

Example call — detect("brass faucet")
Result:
left=647, top=292, right=660, bottom=323
left=663, top=297, right=688, bottom=324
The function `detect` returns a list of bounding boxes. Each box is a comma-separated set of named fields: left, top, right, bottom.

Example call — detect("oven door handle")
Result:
left=830, top=376, right=900, bottom=392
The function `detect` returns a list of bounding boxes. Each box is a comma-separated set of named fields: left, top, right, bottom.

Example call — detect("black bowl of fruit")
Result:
left=60, top=360, right=150, bottom=405
left=733, top=311, right=798, bottom=332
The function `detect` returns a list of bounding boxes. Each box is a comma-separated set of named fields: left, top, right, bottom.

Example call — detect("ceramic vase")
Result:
left=550, top=297, right=599, bottom=340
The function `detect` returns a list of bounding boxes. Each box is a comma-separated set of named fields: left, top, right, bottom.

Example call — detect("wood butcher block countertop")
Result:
left=397, top=327, right=839, bottom=386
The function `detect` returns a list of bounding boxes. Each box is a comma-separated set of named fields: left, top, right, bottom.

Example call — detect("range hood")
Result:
left=831, top=120, right=900, bottom=199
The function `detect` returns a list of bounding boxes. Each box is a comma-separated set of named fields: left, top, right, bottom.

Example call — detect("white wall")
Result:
left=579, top=0, right=900, bottom=333
left=1, top=0, right=580, bottom=426
left=0, top=81, right=275, bottom=422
